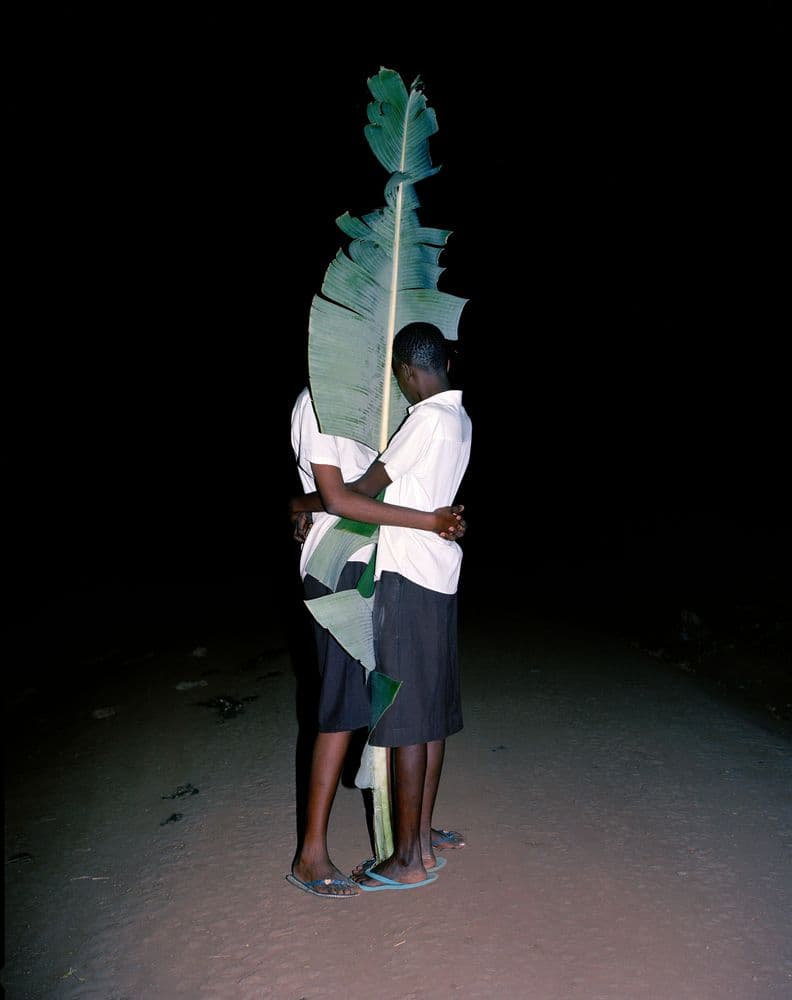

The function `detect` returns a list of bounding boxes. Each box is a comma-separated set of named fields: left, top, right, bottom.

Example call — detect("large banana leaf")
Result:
left=308, top=67, right=467, bottom=454
left=305, top=590, right=376, bottom=673
left=304, top=519, right=378, bottom=592
left=355, top=671, right=403, bottom=861
left=304, top=68, right=466, bottom=862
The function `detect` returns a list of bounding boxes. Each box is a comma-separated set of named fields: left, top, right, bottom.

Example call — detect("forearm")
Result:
left=300, top=461, right=449, bottom=533
left=288, top=466, right=383, bottom=517
left=292, top=463, right=460, bottom=537
left=289, top=487, right=439, bottom=530
left=289, top=491, right=324, bottom=516
left=322, top=491, right=440, bottom=531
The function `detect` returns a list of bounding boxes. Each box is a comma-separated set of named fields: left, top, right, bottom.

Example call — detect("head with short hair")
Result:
left=392, top=323, right=449, bottom=375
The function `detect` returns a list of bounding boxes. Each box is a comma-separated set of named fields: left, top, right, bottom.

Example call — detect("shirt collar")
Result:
left=407, top=389, right=463, bottom=415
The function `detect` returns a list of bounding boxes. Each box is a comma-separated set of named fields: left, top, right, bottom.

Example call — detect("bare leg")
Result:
left=351, top=738, right=464, bottom=876
left=420, top=739, right=445, bottom=867
left=292, top=731, right=359, bottom=895
left=423, top=740, right=466, bottom=854
left=353, top=743, right=428, bottom=886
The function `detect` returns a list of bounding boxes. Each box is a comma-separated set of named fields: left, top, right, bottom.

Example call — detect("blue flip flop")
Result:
left=285, top=873, right=359, bottom=898
left=355, top=855, right=446, bottom=874
left=356, top=869, right=439, bottom=892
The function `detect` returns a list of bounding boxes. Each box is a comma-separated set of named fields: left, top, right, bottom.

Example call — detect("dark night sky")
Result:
left=8, top=7, right=787, bottom=623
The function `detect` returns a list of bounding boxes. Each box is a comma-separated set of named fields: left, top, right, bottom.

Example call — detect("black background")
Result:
left=8, top=6, right=787, bottom=632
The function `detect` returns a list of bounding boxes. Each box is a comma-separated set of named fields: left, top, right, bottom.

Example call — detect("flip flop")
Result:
left=353, top=855, right=446, bottom=874
left=431, top=828, right=466, bottom=849
left=355, top=869, right=439, bottom=892
left=285, top=873, right=359, bottom=898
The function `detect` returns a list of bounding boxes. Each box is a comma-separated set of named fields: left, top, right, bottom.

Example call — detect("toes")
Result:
left=318, top=879, right=359, bottom=896
left=431, top=828, right=466, bottom=849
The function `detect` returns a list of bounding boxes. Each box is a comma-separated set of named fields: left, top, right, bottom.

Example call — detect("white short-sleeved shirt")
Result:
left=290, top=388, right=377, bottom=579
left=376, top=390, right=472, bottom=594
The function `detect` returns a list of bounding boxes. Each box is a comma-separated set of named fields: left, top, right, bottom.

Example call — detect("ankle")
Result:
left=394, top=847, right=424, bottom=870
left=294, top=848, right=331, bottom=869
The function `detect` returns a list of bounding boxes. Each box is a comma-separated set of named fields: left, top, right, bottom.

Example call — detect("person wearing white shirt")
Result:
left=349, top=324, right=472, bottom=892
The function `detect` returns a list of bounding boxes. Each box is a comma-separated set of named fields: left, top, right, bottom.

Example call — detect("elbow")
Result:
left=321, top=493, right=344, bottom=517
left=317, top=482, right=354, bottom=518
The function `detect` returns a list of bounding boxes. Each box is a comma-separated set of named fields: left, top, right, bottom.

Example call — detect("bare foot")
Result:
left=353, top=853, right=443, bottom=875
left=431, top=828, right=466, bottom=851
left=351, top=857, right=428, bottom=888
left=351, top=857, right=376, bottom=877
left=291, top=858, right=359, bottom=896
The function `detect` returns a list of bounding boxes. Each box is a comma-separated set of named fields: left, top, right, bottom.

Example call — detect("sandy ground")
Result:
left=4, top=587, right=791, bottom=1000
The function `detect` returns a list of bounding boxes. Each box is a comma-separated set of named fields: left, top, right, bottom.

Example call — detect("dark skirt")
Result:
left=304, top=562, right=370, bottom=733
left=369, top=571, right=463, bottom=747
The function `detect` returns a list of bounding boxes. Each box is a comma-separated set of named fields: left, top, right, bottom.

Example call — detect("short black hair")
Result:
left=392, top=323, right=449, bottom=374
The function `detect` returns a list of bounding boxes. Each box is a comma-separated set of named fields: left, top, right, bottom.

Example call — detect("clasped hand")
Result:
left=434, top=504, right=466, bottom=540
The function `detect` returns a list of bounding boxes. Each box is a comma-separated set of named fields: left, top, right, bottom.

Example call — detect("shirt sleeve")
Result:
left=379, top=408, right=438, bottom=483
left=296, top=394, right=342, bottom=469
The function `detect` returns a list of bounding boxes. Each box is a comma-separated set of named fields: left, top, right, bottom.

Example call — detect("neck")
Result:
left=412, top=373, right=451, bottom=403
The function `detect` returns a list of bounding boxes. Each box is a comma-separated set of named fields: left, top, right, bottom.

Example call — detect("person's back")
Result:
left=376, top=388, right=471, bottom=596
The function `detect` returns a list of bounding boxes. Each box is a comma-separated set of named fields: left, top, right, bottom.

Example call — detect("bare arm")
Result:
left=289, top=461, right=463, bottom=537
left=288, top=459, right=390, bottom=515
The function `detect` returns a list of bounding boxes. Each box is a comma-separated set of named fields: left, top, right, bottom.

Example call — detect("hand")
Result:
left=291, top=510, right=313, bottom=543
left=433, top=504, right=466, bottom=540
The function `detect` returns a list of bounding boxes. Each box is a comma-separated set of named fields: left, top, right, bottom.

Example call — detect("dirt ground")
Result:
left=4, top=584, right=791, bottom=1000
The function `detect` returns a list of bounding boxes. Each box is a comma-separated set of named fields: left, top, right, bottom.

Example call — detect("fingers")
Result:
left=292, top=512, right=313, bottom=543
left=441, top=515, right=467, bottom=540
